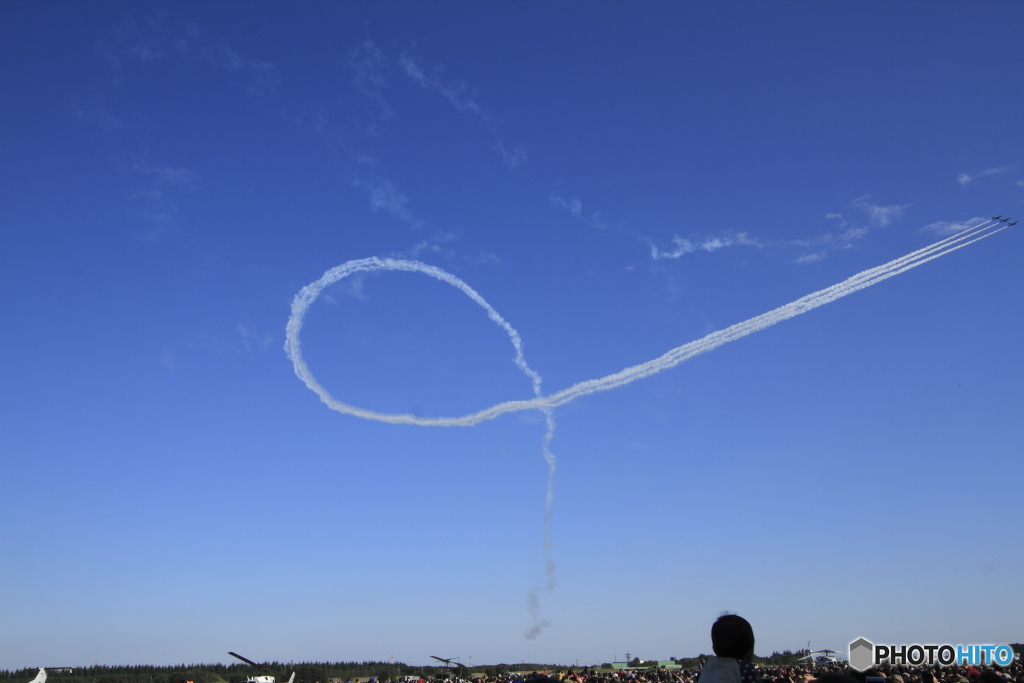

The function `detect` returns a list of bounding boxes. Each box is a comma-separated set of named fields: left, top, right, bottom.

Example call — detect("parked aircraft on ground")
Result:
left=228, top=653, right=295, bottom=683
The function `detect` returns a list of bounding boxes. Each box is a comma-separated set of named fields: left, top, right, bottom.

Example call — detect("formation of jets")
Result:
left=992, top=215, right=1017, bottom=225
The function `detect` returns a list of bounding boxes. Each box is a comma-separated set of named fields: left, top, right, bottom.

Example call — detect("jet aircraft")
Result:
left=1009, top=221, right=1018, bottom=226
left=27, top=671, right=47, bottom=683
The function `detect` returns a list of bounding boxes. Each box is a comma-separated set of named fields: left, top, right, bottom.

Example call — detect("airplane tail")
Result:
left=286, top=673, right=295, bottom=683
left=31, top=670, right=47, bottom=683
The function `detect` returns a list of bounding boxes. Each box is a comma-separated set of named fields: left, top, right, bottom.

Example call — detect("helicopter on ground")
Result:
left=228, top=652, right=295, bottom=683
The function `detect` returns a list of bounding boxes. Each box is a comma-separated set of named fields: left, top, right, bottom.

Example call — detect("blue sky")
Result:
left=2, top=0, right=1023, bottom=670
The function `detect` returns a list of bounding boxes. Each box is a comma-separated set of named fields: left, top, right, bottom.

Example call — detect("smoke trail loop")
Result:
left=285, top=220, right=1004, bottom=637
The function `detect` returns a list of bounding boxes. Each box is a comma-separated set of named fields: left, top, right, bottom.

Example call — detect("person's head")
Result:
left=711, top=614, right=755, bottom=661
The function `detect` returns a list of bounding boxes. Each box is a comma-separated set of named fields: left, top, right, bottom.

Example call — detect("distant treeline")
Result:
left=4, top=646, right=1021, bottom=683
left=0, top=663, right=577, bottom=683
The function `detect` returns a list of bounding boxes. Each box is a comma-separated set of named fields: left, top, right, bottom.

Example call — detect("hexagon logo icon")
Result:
left=849, top=638, right=874, bottom=672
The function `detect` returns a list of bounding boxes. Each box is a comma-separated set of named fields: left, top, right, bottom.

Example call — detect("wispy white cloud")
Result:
left=174, top=25, right=281, bottom=95
left=408, top=239, right=454, bottom=260
left=290, top=106, right=329, bottom=136
left=786, top=197, right=908, bottom=261
left=732, top=232, right=763, bottom=248
left=398, top=53, right=428, bottom=87
left=550, top=194, right=609, bottom=230
left=825, top=212, right=847, bottom=229
left=852, top=195, right=910, bottom=226
left=399, top=54, right=489, bottom=122
left=1016, top=179, right=1024, bottom=188
left=399, top=49, right=528, bottom=169
left=386, top=231, right=500, bottom=269
left=550, top=195, right=583, bottom=217
left=840, top=225, right=869, bottom=242
left=551, top=193, right=748, bottom=262
left=237, top=322, right=274, bottom=352
left=127, top=208, right=176, bottom=242
left=352, top=177, right=421, bottom=229
left=119, top=154, right=199, bottom=240
left=920, top=217, right=986, bottom=236
left=129, top=155, right=199, bottom=192
left=101, top=17, right=280, bottom=96
left=349, top=39, right=394, bottom=122
left=126, top=16, right=168, bottom=63
left=67, top=94, right=125, bottom=131
left=648, top=235, right=733, bottom=260
left=322, top=273, right=370, bottom=303
left=795, top=252, right=827, bottom=265
left=470, top=250, right=501, bottom=266
left=957, top=166, right=1010, bottom=186
left=496, top=141, right=528, bottom=168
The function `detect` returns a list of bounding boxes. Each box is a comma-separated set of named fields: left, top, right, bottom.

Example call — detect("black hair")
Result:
left=711, top=614, right=755, bottom=659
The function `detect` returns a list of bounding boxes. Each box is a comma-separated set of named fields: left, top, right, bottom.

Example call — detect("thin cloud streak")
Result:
left=129, top=155, right=199, bottom=192
left=497, top=141, right=528, bottom=168
left=957, top=166, right=1010, bottom=186
left=795, top=252, right=826, bottom=265
left=550, top=195, right=583, bottom=218
left=103, top=18, right=281, bottom=96
left=349, top=39, right=394, bottom=122
left=351, top=177, right=422, bottom=229
left=852, top=195, right=910, bottom=226
left=551, top=193, right=746, bottom=262
left=648, top=235, right=733, bottom=260
left=794, top=196, right=911, bottom=262
left=399, top=53, right=489, bottom=122
left=921, top=216, right=986, bottom=236
left=399, top=49, right=528, bottom=169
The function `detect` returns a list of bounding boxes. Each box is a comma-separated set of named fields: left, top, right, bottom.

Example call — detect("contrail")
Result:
left=532, top=220, right=1004, bottom=412
left=286, top=220, right=1002, bottom=426
left=284, top=218, right=1005, bottom=636
left=525, top=406, right=557, bottom=640
left=284, top=258, right=558, bottom=637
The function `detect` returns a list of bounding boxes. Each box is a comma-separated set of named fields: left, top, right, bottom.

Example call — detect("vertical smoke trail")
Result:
left=284, top=256, right=560, bottom=636
left=524, top=406, right=556, bottom=640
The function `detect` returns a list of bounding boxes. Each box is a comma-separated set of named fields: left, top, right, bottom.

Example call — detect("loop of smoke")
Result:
left=285, top=258, right=558, bottom=638
left=285, top=220, right=1004, bottom=638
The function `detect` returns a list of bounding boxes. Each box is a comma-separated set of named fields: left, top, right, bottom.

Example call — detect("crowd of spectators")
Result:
left=417, top=659, right=1022, bottom=683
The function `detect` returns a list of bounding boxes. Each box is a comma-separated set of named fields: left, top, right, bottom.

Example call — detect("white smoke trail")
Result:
left=286, top=220, right=1001, bottom=426
left=530, top=221, right=1003, bottom=412
left=285, top=258, right=547, bottom=420
left=524, top=406, right=557, bottom=640
left=284, top=219, right=1004, bottom=636
left=284, top=258, right=558, bottom=637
